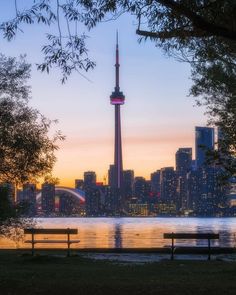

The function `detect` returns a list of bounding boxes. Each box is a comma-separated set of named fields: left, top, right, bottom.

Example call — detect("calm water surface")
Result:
left=1, top=217, right=236, bottom=249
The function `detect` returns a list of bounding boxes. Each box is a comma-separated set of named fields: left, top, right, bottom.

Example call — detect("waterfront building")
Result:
left=150, top=170, right=161, bottom=196
left=83, top=171, right=99, bottom=215
left=176, top=176, right=186, bottom=212
left=160, top=167, right=177, bottom=203
left=85, top=186, right=102, bottom=216
left=108, top=164, right=116, bottom=188
left=54, top=188, right=85, bottom=216
left=128, top=202, right=149, bottom=216
left=103, top=185, right=115, bottom=214
left=134, top=177, right=149, bottom=203
left=195, top=167, right=226, bottom=216
left=123, top=170, right=134, bottom=200
left=195, top=126, right=214, bottom=168
left=0, top=182, right=15, bottom=203
left=156, top=201, right=177, bottom=216
left=187, top=169, right=202, bottom=212
left=175, top=148, right=192, bottom=212
left=176, top=148, right=192, bottom=175
left=22, top=183, right=37, bottom=216
left=59, top=193, right=74, bottom=216
left=41, top=182, right=55, bottom=215
left=227, top=178, right=236, bottom=210
left=75, top=179, right=84, bottom=190
left=83, top=171, right=96, bottom=188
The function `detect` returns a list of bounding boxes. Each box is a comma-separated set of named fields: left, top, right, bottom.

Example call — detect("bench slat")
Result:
left=25, top=240, right=80, bottom=244
left=24, top=228, right=78, bottom=235
left=164, top=233, right=219, bottom=239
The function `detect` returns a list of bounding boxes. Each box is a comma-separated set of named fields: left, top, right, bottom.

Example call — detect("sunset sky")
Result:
left=0, top=3, right=207, bottom=187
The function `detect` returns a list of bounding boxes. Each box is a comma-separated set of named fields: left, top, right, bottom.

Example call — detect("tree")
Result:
left=0, top=54, right=64, bottom=240
left=0, top=1, right=235, bottom=174
left=0, top=54, right=64, bottom=188
left=0, top=185, right=34, bottom=243
left=1, top=1, right=234, bottom=78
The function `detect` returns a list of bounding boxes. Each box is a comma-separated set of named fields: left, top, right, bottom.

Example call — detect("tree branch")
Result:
left=156, top=0, right=236, bottom=41
left=56, top=0, right=62, bottom=47
left=136, top=28, right=211, bottom=39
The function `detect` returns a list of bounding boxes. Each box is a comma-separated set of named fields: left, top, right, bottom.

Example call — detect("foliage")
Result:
left=44, top=175, right=60, bottom=185
left=0, top=54, right=64, bottom=241
left=191, top=40, right=236, bottom=177
left=0, top=99, right=63, bottom=185
left=0, top=54, right=65, bottom=187
left=0, top=186, right=35, bottom=243
left=0, top=1, right=96, bottom=83
left=0, top=187, right=15, bottom=222
left=0, top=1, right=235, bottom=174
left=0, top=54, right=31, bottom=101
left=0, top=1, right=235, bottom=80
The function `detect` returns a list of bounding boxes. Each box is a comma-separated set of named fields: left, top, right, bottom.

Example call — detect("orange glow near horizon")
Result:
left=52, top=129, right=195, bottom=188
left=0, top=6, right=208, bottom=190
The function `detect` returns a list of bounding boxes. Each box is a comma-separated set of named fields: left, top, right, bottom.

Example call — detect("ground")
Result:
left=0, top=250, right=236, bottom=295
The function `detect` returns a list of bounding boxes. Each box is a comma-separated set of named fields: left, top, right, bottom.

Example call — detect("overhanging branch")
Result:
left=136, top=28, right=211, bottom=39
left=156, top=0, right=236, bottom=41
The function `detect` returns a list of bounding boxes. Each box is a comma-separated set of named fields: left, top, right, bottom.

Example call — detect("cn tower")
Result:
left=110, top=32, right=125, bottom=191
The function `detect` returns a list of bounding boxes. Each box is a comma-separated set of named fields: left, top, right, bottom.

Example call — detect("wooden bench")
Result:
left=24, top=228, right=80, bottom=256
left=163, top=232, right=219, bottom=260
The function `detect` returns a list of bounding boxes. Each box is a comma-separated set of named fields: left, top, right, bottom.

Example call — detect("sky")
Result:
left=0, top=2, right=207, bottom=187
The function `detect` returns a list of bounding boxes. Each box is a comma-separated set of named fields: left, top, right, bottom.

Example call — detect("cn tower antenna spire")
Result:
left=116, top=30, right=118, bottom=46
left=115, top=30, right=120, bottom=90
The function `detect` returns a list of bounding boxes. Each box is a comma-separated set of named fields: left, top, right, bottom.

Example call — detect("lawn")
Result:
left=0, top=250, right=236, bottom=295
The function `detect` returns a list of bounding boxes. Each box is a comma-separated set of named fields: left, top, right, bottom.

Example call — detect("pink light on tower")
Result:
left=110, top=32, right=125, bottom=190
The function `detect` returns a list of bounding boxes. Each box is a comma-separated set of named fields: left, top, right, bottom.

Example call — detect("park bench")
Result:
left=163, top=232, right=219, bottom=260
left=24, top=228, right=80, bottom=256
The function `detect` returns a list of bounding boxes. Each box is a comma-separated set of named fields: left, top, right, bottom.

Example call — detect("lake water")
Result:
left=1, top=217, right=236, bottom=249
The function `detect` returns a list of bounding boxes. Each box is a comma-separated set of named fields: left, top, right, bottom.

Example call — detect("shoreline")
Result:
left=1, top=246, right=236, bottom=254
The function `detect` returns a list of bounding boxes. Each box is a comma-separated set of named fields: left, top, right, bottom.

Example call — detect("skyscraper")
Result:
left=41, top=182, right=55, bottom=215
left=134, top=177, right=149, bottom=202
left=160, top=167, right=177, bottom=202
left=75, top=179, right=84, bottom=190
left=0, top=182, right=15, bottom=203
left=175, top=148, right=192, bottom=211
left=195, top=127, right=215, bottom=168
left=176, top=148, right=192, bottom=175
left=151, top=170, right=161, bottom=195
left=22, top=183, right=37, bottom=216
left=123, top=170, right=134, bottom=199
left=108, top=164, right=116, bottom=188
left=110, top=33, right=125, bottom=191
left=83, top=171, right=96, bottom=188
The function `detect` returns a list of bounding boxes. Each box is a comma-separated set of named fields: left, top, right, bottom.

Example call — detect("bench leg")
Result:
left=171, top=238, right=174, bottom=260
left=32, top=234, right=35, bottom=256
left=208, top=239, right=211, bottom=261
left=67, top=243, right=70, bottom=257
left=67, top=232, right=70, bottom=257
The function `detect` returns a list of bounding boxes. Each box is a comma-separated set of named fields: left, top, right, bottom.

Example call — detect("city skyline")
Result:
left=16, top=125, right=227, bottom=218
left=0, top=5, right=208, bottom=187
left=34, top=125, right=218, bottom=189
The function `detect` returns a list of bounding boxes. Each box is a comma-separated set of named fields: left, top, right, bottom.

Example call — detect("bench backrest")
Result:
left=24, top=228, right=78, bottom=235
left=163, top=233, right=219, bottom=239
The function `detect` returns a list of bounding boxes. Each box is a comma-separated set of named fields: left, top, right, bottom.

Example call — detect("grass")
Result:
left=0, top=250, right=236, bottom=295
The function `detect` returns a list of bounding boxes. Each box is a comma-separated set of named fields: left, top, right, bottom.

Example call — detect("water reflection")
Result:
left=1, top=217, right=236, bottom=249
left=114, top=223, right=122, bottom=248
